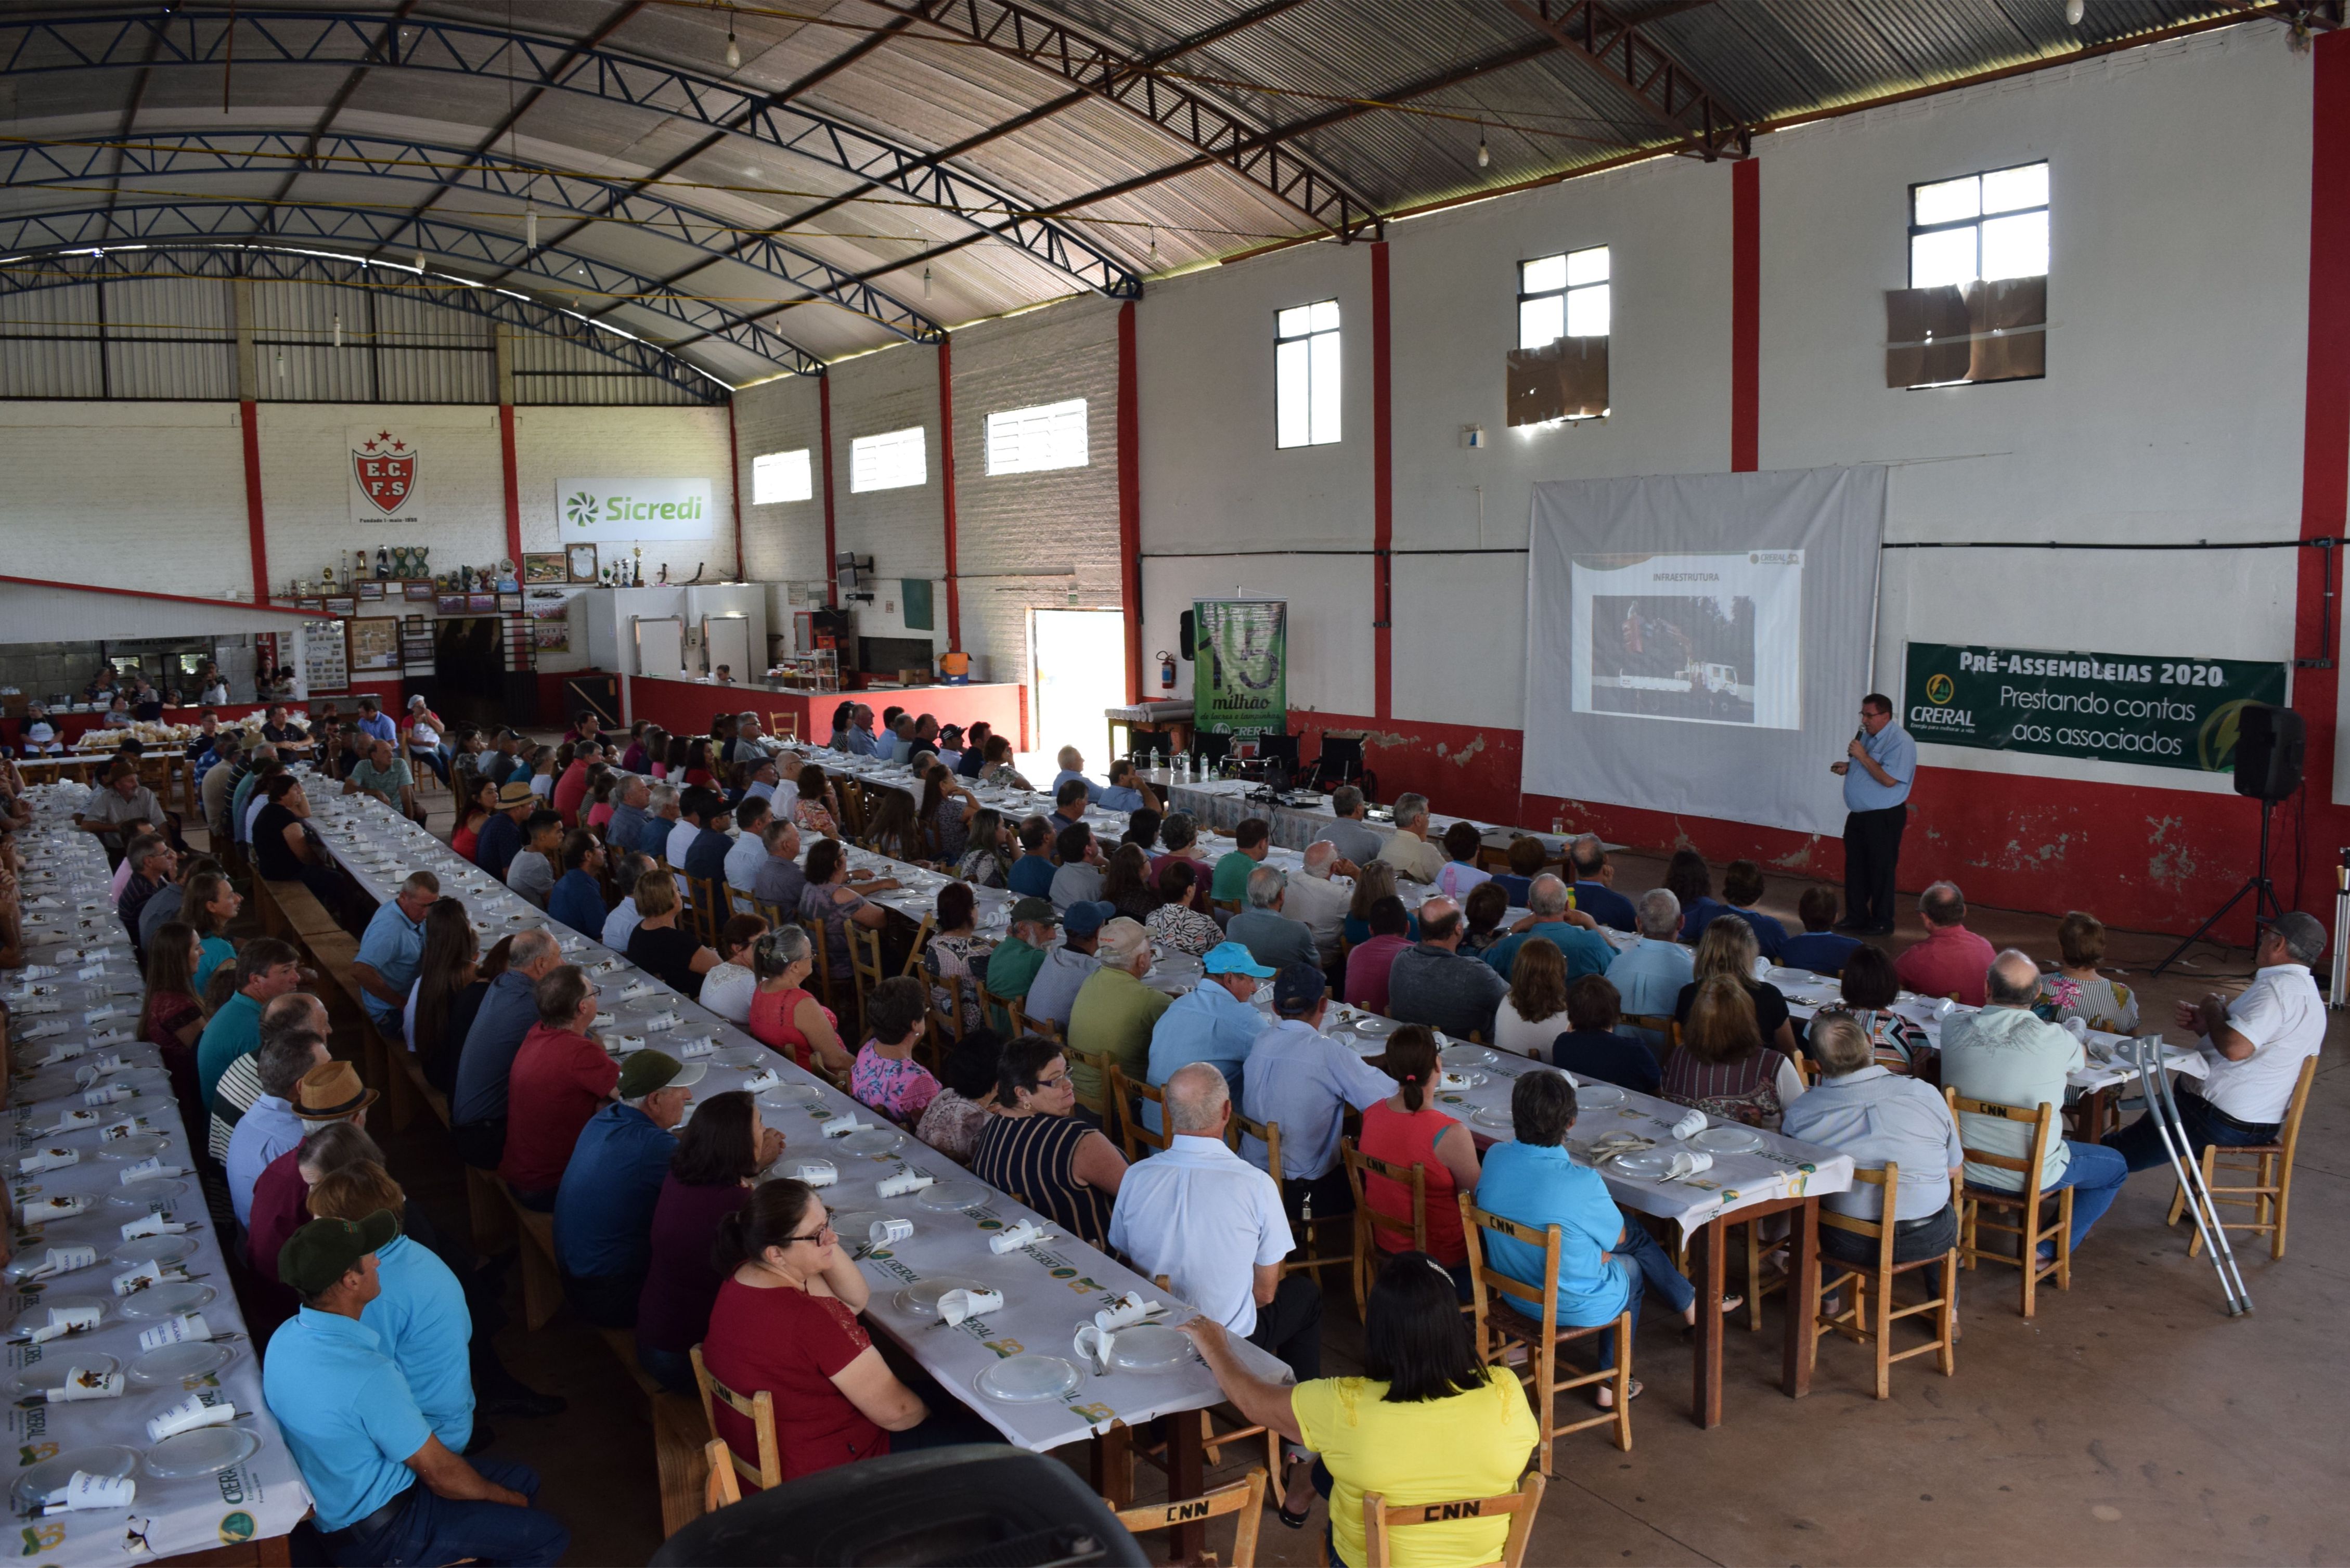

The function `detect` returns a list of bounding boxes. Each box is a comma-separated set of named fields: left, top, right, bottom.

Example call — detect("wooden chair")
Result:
left=1341, top=1138, right=1426, bottom=1318
left=1111, top=1064, right=1173, bottom=1162
left=2167, top=1054, right=2317, bottom=1261
left=1360, top=1473, right=1547, bottom=1568
left=901, top=912, right=937, bottom=977
left=702, top=1440, right=741, bottom=1515
left=798, top=919, right=844, bottom=1014
left=685, top=875, right=730, bottom=945
left=1460, top=1197, right=1633, bottom=1470
left=1807, top=1165, right=1958, bottom=1398
left=1946, top=1090, right=2070, bottom=1318
left=846, top=920, right=889, bottom=1005
left=978, top=982, right=1026, bottom=1039
left=1228, top=1111, right=1347, bottom=1286
left=689, top=1345, right=781, bottom=1495
left=1111, top=1470, right=1265, bottom=1568
left=1062, top=1039, right=1117, bottom=1133
left=767, top=712, right=798, bottom=741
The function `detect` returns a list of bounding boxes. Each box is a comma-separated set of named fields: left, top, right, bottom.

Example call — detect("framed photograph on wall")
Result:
left=347, top=616, right=402, bottom=673
left=295, top=597, right=325, bottom=612
left=497, top=591, right=523, bottom=613
left=523, top=553, right=567, bottom=585
left=357, top=580, right=385, bottom=601
left=566, top=541, right=599, bottom=583
left=436, top=593, right=467, bottom=614
left=467, top=592, right=498, bottom=612
left=324, top=596, right=356, bottom=618
left=404, top=580, right=436, bottom=602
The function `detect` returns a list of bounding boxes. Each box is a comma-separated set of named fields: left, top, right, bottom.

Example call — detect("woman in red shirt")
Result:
left=1358, top=1026, right=1482, bottom=1284
left=701, top=1181, right=995, bottom=1484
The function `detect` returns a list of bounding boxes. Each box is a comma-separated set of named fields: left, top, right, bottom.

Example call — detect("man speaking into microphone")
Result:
left=1830, top=694, right=1915, bottom=935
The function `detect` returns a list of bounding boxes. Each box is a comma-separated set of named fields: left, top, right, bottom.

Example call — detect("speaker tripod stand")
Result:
left=2154, top=796, right=2283, bottom=976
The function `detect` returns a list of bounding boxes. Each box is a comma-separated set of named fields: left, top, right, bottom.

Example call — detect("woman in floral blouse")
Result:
left=1144, top=859, right=1221, bottom=957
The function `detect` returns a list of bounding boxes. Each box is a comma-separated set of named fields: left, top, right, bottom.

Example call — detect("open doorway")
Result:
left=1028, top=610, right=1126, bottom=777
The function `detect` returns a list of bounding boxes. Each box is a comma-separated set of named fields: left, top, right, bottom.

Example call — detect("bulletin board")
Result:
left=348, top=616, right=403, bottom=673
left=298, top=620, right=348, bottom=693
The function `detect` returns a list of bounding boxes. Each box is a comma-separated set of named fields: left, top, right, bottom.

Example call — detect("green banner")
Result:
left=1903, top=643, right=2289, bottom=772
left=1193, top=599, right=1288, bottom=737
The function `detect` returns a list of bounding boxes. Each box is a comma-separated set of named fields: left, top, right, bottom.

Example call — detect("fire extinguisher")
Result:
left=1157, top=650, right=1177, bottom=693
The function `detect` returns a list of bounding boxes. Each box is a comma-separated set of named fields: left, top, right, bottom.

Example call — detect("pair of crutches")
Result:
left=2125, top=1035, right=2252, bottom=1317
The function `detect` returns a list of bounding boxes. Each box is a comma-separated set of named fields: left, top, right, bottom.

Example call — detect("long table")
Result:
left=6, top=788, right=309, bottom=1566
left=302, top=789, right=1288, bottom=1556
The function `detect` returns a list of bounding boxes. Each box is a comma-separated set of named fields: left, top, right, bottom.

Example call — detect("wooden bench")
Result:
left=599, top=1320, right=713, bottom=1537
left=507, top=1192, right=564, bottom=1331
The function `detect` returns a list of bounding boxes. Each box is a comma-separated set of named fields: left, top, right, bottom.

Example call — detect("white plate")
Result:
left=974, top=1354, right=1080, bottom=1404
left=1576, top=1083, right=1625, bottom=1108
left=758, top=1083, right=822, bottom=1107
left=109, top=1237, right=196, bottom=1269
left=1440, top=1044, right=1498, bottom=1068
left=143, top=1423, right=260, bottom=1479
left=1104, top=1323, right=1194, bottom=1373
left=11, top=1354, right=121, bottom=1396
left=10, top=1446, right=138, bottom=1513
left=109, top=1178, right=187, bottom=1210
left=894, top=1275, right=991, bottom=1318
left=839, top=1127, right=904, bottom=1157
left=1689, top=1125, right=1764, bottom=1156
left=1352, top=1016, right=1398, bottom=1038
left=95, top=1133, right=173, bottom=1162
left=118, top=1282, right=215, bottom=1321
left=1470, top=1104, right=1517, bottom=1131
left=1439, top=1070, right=1487, bottom=1090
left=713, top=1045, right=766, bottom=1070
left=128, top=1340, right=234, bottom=1386
left=1611, top=1148, right=1682, bottom=1180
left=914, top=1180, right=992, bottom=1212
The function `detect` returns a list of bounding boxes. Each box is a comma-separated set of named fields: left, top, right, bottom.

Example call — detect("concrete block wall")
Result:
left=256, top=404, right=508, bottom=590
left=731, top=374, right=829, bottom=584
left=0, top=403, right=249, bottom=600
left=510, top=404, right=736, bottom=583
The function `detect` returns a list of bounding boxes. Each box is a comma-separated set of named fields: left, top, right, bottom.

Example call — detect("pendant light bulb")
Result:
left=923, top=266, right=932, bottom=298
left=332, top=312, right=342, bottom=349
left=525, top=201, right=538, bottom=251
left=2064, top=0, right=2084, bottom=23
left=274, top=348, right=285, bottom=379
left=414, top=250, right=426, bottom=275
left=725, top=18, right=741, bottom=69
left=1476, top=135, right=1490, bottom=169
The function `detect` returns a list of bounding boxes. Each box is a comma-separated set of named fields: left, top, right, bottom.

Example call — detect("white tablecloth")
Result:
left=307, top=794, right=1289, bottom=1454
left=6, top=791, right=312, bottom=1564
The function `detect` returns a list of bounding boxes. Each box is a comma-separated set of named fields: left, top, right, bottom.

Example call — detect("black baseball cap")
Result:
left=1274, top=962, right=1328, bottom=1016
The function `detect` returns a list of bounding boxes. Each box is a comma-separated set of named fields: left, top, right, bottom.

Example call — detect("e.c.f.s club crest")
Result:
left=353, top=430, right=418, bottom=514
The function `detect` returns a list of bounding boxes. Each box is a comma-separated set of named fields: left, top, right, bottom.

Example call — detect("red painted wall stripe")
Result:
left=727, top=398, right=745, bottom=579
left=2295, top=34, right=2349, bottom=823
left=819, top=374, right=838, bottom=607
left=1731, top=158, right=1760, bottom=473
left=497, top=404, right=523, bottom=566
left=239, top=399, right=268, bottom=601
left=1371, top=241, right=1394, bottom=721
left=1117, top=300, right=1144, bottom=704
left=938, top=335, right=961, bottom=649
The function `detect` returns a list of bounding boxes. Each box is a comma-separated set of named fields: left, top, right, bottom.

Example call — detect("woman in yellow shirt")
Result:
left=1179, top=1251, right=1538, bottom=1567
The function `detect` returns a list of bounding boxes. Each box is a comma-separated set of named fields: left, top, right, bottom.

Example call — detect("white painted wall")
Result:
left=0, top=403, right=250, bottom=599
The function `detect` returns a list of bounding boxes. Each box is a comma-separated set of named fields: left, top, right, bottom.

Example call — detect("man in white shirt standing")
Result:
left=1279, top=840, right=1351, bottom=967
left=1108, top=1062, right=1319, bottom=1518
left=2108, top=911, right=2326, bottom=1171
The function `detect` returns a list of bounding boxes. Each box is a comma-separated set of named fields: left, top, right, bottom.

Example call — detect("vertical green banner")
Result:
left=1193, top=599, right=1288, bottom=737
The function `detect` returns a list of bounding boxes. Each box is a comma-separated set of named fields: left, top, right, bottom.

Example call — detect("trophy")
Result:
left=632, top=546, right=644, bottom=587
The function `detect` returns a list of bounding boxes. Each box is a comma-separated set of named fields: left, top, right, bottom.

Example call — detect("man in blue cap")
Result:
left=1024, top=898, right=1112, bottom=1027
left=1144, top=941, right=1275, bottom=1134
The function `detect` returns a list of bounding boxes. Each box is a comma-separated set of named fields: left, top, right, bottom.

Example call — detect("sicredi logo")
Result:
left=566, top=490, right=706, bottom=527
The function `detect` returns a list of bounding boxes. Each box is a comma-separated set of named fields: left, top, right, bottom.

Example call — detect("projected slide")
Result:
left=1569, top=552, right=1804, bottom=729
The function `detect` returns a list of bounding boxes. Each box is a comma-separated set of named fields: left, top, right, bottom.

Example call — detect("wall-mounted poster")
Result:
left=467, top=593, right=498, bottom=612
left=299, top=619, right=348, bottom=694
left=498, top=592, right=523, bottom=613
left=566, top=542, right=599, bottom=582
left=436, top=593, right=467, bottom=615
left=404, top=580, right=436, bottom=602
left=523, top=553, right=567, bottom=585
left=348, top=617, right=402, bottom=673
left=556, top=476, right=716, bottom=541
left=324, top=596, right=357, bottom=619
left=357, top=580, right=385, bottom=601
left=295, top=597, right=325, bottom=613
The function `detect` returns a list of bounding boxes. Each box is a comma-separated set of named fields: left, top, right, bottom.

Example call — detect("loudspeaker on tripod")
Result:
left=2232, top=704, right=2305, bottom=801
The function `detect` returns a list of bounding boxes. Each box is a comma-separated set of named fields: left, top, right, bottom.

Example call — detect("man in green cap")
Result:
left=552, top=1050, right=707, bottom=1329
left=262, top=1214, right=570, bottom=1566
left=983, top=897, right=1060, bottom=1033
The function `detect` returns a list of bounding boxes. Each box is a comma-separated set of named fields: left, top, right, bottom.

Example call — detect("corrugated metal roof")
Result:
left=0, top=0, right=2280, bottom=395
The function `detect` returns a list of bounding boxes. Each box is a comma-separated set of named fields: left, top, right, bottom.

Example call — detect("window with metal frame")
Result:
left=1517, top=245, right=1610, bottom=351
left=1909, top=160, right=2048, bottom=289
left=849, top=426, right=926, bottom=493
left=985, top=398, right=1089, bottom=475
left=752, top=448, right=812, bottom=504
left=1274, top=300, right=1341, bottom=448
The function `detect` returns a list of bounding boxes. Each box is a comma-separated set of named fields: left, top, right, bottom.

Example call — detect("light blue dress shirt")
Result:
left=224, top=1093, right=305, bottom=1227
left=262, top=1309, right=434, bottom=1531
left=1052, top=769, right=1106, bottom=798
left=1239, top=1018, right=1396, bottom=1181
left=1483, top=920, right=1615, bottom=984
left=1143, top=983, right=1263, bottom=1133
left=1779, top=1065, right=1964, bottom=1222
left=1843, top=722, right=1916, bottom=811
left=363, top=1233, right=476, bottom=1452
left=1605, top=938, right=1695, bottom=1022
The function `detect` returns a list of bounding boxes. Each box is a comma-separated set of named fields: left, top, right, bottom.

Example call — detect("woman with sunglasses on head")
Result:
left=699, top=1180, right=997, bottom=1483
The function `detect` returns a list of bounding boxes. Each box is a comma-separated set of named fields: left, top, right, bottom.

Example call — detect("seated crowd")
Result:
left=2, top=695, right=2323, bottom=1567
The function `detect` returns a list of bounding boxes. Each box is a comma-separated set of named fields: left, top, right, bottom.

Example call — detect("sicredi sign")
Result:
left=557, top=476, right=717, bottom=541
